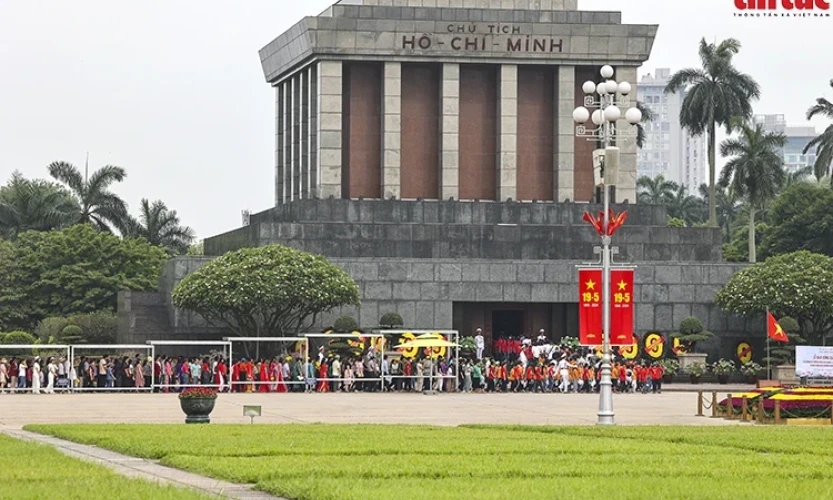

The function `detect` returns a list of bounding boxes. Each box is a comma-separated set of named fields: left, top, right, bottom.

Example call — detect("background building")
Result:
left=754, top=114, right=818, bottom=174
left=637, top=68, right=706, bottom=191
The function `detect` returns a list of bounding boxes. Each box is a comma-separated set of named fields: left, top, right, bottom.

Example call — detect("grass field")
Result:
left=0, top=433, right=214, bottom=500
left=26, top=424, right=833, bottom=500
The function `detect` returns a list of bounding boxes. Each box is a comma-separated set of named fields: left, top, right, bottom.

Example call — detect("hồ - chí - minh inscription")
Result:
left=402, top=35, right=563, bottom=53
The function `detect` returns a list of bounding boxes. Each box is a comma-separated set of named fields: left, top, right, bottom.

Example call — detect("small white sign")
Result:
left=796, top=346, right=833, bottom=378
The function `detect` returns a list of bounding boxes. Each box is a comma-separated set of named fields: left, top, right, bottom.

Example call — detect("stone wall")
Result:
left=118, top=256, right=756, bottom=362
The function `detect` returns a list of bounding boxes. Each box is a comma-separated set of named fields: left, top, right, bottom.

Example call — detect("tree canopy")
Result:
left=122, top=198, right=196, bottom=255
left=172, top=245, right=360, bottom=338
left=47, top=161, right=128, bottom=232
left=802, top=79, right=833, bottom=182
left=0, top=172, right=79, bottom=239
left=715, top=251, right=833, bottom=343
left=0, top=224, right=166, bottom=331
left=761, top=183, right=833, bottom=258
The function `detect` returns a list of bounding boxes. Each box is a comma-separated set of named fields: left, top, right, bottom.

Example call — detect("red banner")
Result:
left=610, top=269, right=635, bottom=346
left=578, top=268, right=603, bottom=346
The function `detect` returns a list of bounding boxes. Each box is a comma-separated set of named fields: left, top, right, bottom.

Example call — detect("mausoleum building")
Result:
left=118, top=0, right=757, bottom=362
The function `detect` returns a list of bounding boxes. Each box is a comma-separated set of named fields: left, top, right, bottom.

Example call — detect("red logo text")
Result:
left=735, top=0, right=830, bottom=9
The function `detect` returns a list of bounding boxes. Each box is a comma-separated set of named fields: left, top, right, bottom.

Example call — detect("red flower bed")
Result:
left=178, top=387, right=218, bottom=399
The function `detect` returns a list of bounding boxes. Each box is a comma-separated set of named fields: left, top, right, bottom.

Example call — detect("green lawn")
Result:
left=25, top=424, right=833, bottom=500
left=0, top=433, right=215, bottom=500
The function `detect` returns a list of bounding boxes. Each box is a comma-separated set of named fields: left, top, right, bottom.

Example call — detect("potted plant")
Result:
left=711, top=358, right=735, bottom=384
left=459, top=336, right=477, bottom=359
left=659, top=358, right=680, bottom=383
left=670, top=317, right=714, bottom=370
left=740, top=361, right=763, bottom=384
left=684, top=362, right=707, bottom=384
left=179, top=387, right=218, bottom=424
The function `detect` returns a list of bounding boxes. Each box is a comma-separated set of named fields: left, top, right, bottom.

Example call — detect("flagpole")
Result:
left=766, top=308, right=770, bottom=380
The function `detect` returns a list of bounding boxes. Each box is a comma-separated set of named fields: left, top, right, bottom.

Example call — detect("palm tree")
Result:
left=802, top=79, right=833, bottom=182
left=0, top=172, right=79, bottom=239
left=665, top=38, right=761, bottom=227
left=47, top=161, right=128, bottom=232
left=636, top=174, right=678, bottom=205
left=667, top=184, right=706, bottom=226
left=635, top=101, right=656, bottom=149
left=699, top=183, right=740, bottom=243
left=782, top=164, right=814, bottom=190
left=123, top=199, right=195, bottom=255
left=719, top=121, right=786, bottom=263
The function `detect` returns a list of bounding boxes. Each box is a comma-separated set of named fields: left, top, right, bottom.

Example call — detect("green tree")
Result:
left=699, top=183, right=740, bottom=243
left=782, top=165, right=814, bottom=190
left=187, top=240, right=204, bottom=256
left=47, top=161, right=128, bottom=232
left=802, top=79, right=833, bottom=182
left=718, top=121, right=786, bottom=263
left=0, top=172, right=80, bottom=239
left=635, top=100, right=655, bottom=149
left=0, top=224, right=166, bottom=331
left=637, top=174, right=678, bottom=205
left=172, top=245, right=360, bottom=339
left=379, top=312, right=404, bottom=328
left=0, top=238, right=25, bottom=330
left=670, top=316, right=714, bottom=353
left=123, top=199, right=195, bottom=255
left=715, top=251, right=833, bottom=344
left=665, top=38, right=760, bottom=226
left=35, top=311, right=118, bottom=344
left=666, top=184, right=706, bottom=226
left=761, top=183, right=833, bottom=258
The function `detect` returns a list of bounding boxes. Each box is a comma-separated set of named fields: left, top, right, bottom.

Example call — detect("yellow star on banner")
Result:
left=617, top=280, right=628, bottom=291
left=585, top=280, right=596, bottom=290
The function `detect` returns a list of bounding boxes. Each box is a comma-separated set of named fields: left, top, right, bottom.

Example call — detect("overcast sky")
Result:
left=1, top=0, right=830, bottom=239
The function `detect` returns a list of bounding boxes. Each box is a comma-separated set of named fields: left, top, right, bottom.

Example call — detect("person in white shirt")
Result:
left=45, top=358, right=57, bottom=394
left=331, top=356, right=342, bottom=392
left=537, top=329, right=547, bottom=344
left=474, top=328, right=485, bottom=360
left=31, top=358, right=42, bottom=394
left=558, top=356, right=569, bottom=393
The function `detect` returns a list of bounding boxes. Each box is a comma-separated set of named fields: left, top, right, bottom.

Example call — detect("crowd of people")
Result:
left=0, top=330, right=665, bottom=394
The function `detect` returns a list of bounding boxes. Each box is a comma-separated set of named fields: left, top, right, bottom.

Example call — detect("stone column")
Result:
left=556, top=65, right=576, bottom=202
left=382, top=62, right=401, bottom=199
left=616, top=66, right=638, bottom=203
left=318, top=61, right=343, bottom=199
left=275, top=85, right=284, bottom=205
left=441, top=63, right=460, bottom=200
left=498, top=64, right=517, bottom=201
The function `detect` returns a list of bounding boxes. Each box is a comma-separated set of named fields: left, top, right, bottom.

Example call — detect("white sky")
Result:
left=1, top=0, right=830, bottom=238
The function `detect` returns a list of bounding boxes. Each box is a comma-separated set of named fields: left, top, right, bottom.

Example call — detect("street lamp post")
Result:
left=572, top=65, right=642, bottom=426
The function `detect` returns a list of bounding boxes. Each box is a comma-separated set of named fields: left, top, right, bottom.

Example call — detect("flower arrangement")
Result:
left=740, top=362, right=763, bottom=377
left=711, top=358, right=736, bottom=375
left=659, top=358, right=680, bottom=374
left=178, top=387, right=218, bottom=399
left=684, top=362, right=707, bottom=377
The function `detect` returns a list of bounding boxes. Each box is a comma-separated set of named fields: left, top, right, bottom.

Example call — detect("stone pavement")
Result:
left=1, top=427, right=283, bottom=500
left=0, top=386, right=751, bottom=428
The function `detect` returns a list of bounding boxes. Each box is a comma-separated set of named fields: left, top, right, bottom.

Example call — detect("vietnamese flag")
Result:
left=767, top=312, right=789, bottom=342
left=578, top=269, right=603, bottom=346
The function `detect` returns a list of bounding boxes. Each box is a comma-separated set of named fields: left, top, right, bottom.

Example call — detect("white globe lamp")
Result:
left=604, top=105, right=621, bottom=122
left=600, top=65, right=614, bottom=79
left=572, top=106, right=590, bottom=124
left=618, top=81, right=632, bottom=95
left=625, top=107, right=643, bottom=125
left=591, top=109, right=603, bottom=126
left=604, top=80, right=619, bottom=94
left=582, top=80, right=596, bottom=94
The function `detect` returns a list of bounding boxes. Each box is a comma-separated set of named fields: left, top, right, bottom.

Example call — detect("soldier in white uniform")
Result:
left=474, top=328, right=485, bottom=360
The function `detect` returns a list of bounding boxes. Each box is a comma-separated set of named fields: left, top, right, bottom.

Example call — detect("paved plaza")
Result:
left=0, top=385, right=751, bottom=429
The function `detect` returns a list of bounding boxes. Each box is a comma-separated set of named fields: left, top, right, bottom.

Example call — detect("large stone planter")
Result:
left=179, top=397, right=216, bottom=424
left=677, top=353, right=708, bottom=370
left=773, top=365, right=798, bottom=386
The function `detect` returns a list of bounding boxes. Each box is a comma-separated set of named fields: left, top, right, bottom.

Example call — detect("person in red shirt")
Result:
left=617, top=363, right=627, bottom=392
left=651, top=362, right=664, bottom=393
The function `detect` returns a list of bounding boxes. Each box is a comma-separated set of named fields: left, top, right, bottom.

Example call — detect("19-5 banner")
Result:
left=578, top=268, right=602, bottom=346
left=610, top=269, right=635, bottom=346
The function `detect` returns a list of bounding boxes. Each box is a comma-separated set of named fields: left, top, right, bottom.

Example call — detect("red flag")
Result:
left=609, top=269, right=635, bottom=346
left=578, top=269, right=603, bottom=346
left=767, top=312, right=788, bottom=342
